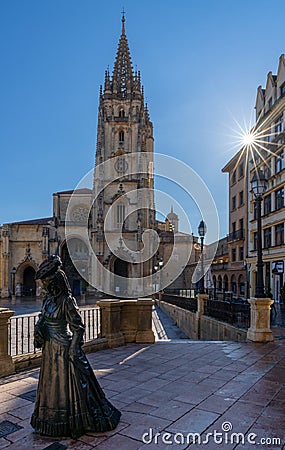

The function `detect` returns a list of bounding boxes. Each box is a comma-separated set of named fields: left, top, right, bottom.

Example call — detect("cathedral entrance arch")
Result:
left=113, top=258, right=129, bottom=295
left=23, top=266, right=36, bottom=296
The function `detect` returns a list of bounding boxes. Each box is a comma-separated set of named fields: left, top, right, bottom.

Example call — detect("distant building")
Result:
left=222, top=150, right=247, bottom=298
left=211, top=236, right=229, bottom=296
left=220, top=54, right=285, bottom=302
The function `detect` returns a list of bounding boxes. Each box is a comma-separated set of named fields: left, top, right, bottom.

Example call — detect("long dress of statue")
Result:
left=31, top=255, right=121, bottom=438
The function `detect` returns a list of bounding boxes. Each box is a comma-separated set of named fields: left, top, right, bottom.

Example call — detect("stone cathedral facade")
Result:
left=90, top=14, right=156, bottom=296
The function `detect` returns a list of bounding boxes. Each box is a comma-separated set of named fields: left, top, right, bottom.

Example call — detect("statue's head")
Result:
left=35, top=255, right=62, bottom=280
left=36, top=255, right=71, bottom=297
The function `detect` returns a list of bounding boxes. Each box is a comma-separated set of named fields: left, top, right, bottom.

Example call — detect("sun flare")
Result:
left=226, top=111, right=280, bottom=178
left=242, top=132, right=256, bottom=146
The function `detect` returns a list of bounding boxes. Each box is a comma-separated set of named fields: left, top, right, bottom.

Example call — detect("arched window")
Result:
left=223, top=275, right=228, bottom=291
left=231, top=275, right=237, bottom=294
left=119, top=131, right=124, bottom=142
left=117, top=203, right=125, bottom=227
left=119, top=109, right=125, bottom=118
left=218, top=275, right=222, bottom=291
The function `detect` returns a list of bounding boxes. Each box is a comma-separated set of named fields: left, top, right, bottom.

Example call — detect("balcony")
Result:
left=227, top=228, right=245, bottom=242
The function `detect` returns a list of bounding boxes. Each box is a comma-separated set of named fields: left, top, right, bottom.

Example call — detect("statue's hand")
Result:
left=34, top=320, right=45, bottom=348
left=69, top=344, right=80, bottom=360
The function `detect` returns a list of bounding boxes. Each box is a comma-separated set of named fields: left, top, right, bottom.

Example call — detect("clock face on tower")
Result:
left=115, top=156, right=128, bottom=174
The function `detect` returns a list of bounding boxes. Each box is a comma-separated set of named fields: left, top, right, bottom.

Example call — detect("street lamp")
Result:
left=158, top=258, right=164, bottom=293
left=251, top=169, right=267, bottom=298
left=153, top=258, right=163, bottom=297
left=198, top=220, right=207, bottom=294
left=11, top=267, right=17, bottom=297
left=154, top=264, right=159, bottom=294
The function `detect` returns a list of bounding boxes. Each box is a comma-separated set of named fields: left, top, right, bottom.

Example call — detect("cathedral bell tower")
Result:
left=91, top=14, right=155, bottom=297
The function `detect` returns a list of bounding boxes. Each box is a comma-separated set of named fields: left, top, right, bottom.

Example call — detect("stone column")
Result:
left=0, top=308, right=15, bottom=377
left=136, top=298, right=155, bottom=343
left=97, top=299, right=125, bottom=348
left=247, top=297, right=274, bottom=342
left=1, top=225, right=10, bottom=298
left=196, top=294, right=208, bottom=339
left=196, top=293, right=208, bottom=317
left=120, top=300, right=138, bottom=343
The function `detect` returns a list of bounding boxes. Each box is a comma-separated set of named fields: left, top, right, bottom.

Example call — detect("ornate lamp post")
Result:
left=158, top=258, right=164, bottom=293
left=153, top=258, right=163, bottom=298
left=247, top=168, right=273, bottom=342
left=154, top=263, right=158, bottom=294
left=251, top=169, right=267, bottom=297
left=10, top=267, right=17, bottom=298
left=198, top=220, right=207, bottom=294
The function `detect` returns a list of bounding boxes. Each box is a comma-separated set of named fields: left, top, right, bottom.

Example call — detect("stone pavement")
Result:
left=0, top=306, right=285, bottom=450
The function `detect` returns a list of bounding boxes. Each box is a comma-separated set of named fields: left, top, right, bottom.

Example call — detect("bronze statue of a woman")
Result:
left=31, top=255, right=121, bottom=438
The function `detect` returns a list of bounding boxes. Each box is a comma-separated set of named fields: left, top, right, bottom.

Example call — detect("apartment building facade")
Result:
left=247, top=54, right=285, bottom=302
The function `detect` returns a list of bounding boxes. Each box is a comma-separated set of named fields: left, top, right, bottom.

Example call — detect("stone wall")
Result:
left=156, top=300, right=247, bottom=342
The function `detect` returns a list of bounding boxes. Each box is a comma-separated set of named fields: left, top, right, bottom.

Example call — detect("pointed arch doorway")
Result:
left=114, top=258, right=129, bottom=296
left=23, top=266, right=36, bottom=296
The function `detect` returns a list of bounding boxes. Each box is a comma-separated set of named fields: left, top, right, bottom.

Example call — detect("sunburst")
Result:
left=226, top=110, right=280, bottom=178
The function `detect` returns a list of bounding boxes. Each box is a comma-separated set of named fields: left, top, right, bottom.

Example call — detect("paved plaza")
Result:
left=0, top=308, right=284, bottom=449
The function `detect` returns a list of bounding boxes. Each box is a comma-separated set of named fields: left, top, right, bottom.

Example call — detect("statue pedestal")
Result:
left=247, top=297, right=274, bottom=342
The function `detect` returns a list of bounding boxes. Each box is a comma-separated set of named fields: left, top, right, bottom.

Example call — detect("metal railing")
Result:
left=161, top=294, right=197, bottom=313
left=79, top=307, right=101, bottom=342
left=204, top=299, right=250, bottom=329
left=227, top=228, right=245, bottom=242
left=161, top=293, right=250, bottom=329
left=9, top=307, right=101, bottom=357
left=9, top=313, right=40, bottom=356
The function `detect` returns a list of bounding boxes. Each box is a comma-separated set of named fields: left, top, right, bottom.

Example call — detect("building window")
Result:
left=264, top=164, right=271, bottom=180
left=238, top=163, right=244, bottom=178
left=268, top=97, right=272, bottom=109
left=117, top=204, right=125, bottom=226
left=281, top=82, right=285, bottom=97
left=232, top=195, right=236, bottom=210
left=232, top=222, right=236, bottom=233
left=275, top=223, right=284, bottom=246
left=253, top=201, right=258, bottom=220
left=264, top=193, right=271, bottom=215
left=119, top=130, right=124, bottom=142
left=232, top=170, right=236, bottom=184
left=239, top=218, right=244, bottom=231
left=275, top=187, right=284, bottom=210
left=239, top=246, right=244, bottom=261
left=253, top=232, right=257, bottom=250
left=275, top=149, right=285, bottom=173
left=275, top=114, right=284, bottom=134
left=239, top=190, right=244, bottom=206
left=231, top=281, right=237, bottom=293
left=119, top=109, right=125, bottom=118
left=263, top=227, right=272, bottom=248
left=231, top=248, right=236, bottom=262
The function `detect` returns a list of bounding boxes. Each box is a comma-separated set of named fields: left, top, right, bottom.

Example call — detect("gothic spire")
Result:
left=111, top=13, right=134, bottom=97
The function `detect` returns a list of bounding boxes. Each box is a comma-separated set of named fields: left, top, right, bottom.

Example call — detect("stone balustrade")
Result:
left=247, top=297, right=274, bottom=342
left=97, top=298, right=155, bottom=347
left=0, top=307, right=15, bottom=377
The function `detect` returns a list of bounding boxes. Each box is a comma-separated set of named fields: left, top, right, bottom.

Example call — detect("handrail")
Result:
left=9, top=307, right=101, bottom=357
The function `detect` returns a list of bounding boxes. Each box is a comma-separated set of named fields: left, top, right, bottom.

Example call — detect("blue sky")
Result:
left=1, top=0, right=285, bottom=240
